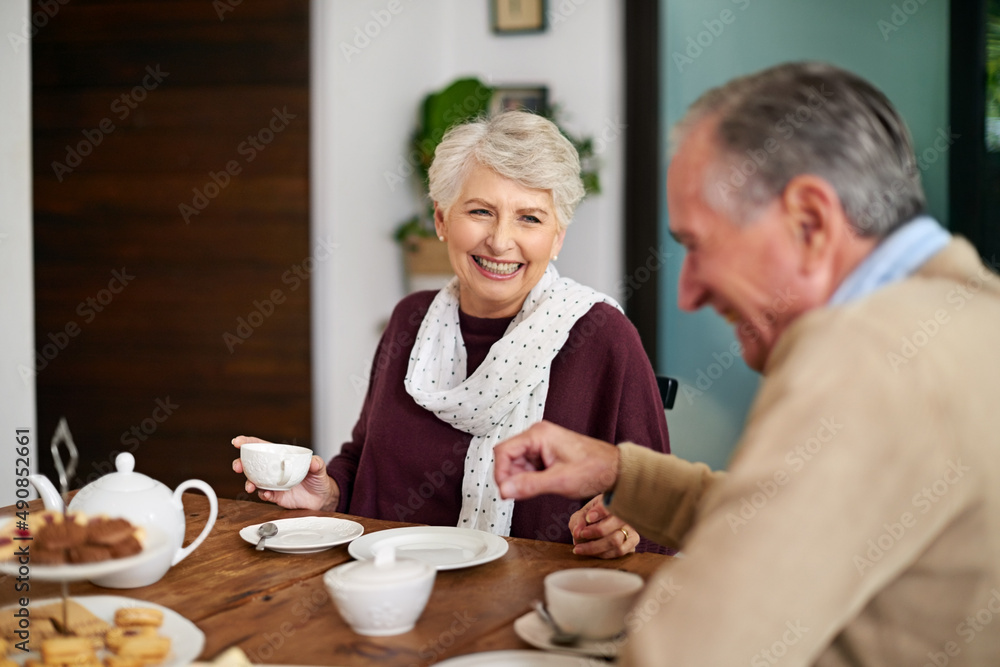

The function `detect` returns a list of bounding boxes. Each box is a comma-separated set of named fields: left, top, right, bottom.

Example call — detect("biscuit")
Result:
left=113, top=608, right=163, bottom=629
left=104, top=627, right=156, bottom=652
left=33, top=600, right=110, bottom=640
left=39, top=635, right=97, bottom=664
left=113, top=634, right=171, bottom=663
left=85, top=518, right=134, bottom=546
left=104, top=656, right=145, bottom=667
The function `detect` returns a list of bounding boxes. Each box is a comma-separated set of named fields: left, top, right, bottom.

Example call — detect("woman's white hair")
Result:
left=428, top=111, right=585, bottom=229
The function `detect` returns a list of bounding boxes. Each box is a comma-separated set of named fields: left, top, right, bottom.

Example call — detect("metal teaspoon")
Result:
left=255, top=522, right=278, bottom=551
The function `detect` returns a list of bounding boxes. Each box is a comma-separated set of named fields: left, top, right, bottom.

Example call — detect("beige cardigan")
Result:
left=610, top=238, right=1000, bottom=666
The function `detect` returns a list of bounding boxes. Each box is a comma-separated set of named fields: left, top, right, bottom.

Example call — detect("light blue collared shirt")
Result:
left=828, top=215, right=950, bottom=307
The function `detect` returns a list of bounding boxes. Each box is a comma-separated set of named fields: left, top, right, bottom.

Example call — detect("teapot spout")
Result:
left=28, top=474, right=65, bottom=512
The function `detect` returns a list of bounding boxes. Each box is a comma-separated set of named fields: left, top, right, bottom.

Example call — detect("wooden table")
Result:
left=1, top=495, right=671, bottom=665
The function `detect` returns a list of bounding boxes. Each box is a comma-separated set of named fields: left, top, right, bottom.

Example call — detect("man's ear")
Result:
left=781, top=175, right=843, bottom=273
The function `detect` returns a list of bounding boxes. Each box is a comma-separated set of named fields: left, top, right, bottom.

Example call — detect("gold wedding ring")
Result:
left=620, top=527, right=629, bottom=542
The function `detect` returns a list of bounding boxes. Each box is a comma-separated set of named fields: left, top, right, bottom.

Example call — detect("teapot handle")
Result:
left=171, top=480, right=219, bottom=566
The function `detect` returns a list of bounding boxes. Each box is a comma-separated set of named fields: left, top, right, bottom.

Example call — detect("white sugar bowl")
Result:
left=323, top=547, right=435, bottom=636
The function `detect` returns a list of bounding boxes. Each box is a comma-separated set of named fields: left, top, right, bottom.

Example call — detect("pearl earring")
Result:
left=551, top=255, right=558, bottom=261
left=438, top=235, right=445, bottom=242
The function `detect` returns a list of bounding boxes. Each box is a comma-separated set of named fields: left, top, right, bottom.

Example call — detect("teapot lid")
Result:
left=91, top=453, right=160, bottom=492
left=329, top=547, right=434, bottom=588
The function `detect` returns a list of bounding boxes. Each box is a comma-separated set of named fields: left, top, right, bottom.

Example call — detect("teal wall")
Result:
left=659, top=0, right=950, bottom=470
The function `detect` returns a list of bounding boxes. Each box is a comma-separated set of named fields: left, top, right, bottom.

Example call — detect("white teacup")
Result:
left=240, top=442, right=313, bottom=490
left=544, top=568, right=645, bottom=640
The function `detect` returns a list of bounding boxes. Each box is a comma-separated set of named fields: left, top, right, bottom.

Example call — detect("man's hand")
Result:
left=494, top=420, right=620, bottom=500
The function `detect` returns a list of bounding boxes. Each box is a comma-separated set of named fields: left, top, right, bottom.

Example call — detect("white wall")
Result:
left=312, top=0, right=625, bottom=458
left=0, top=0, right=37, bottom=504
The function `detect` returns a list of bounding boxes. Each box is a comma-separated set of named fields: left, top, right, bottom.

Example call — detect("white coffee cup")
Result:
left=544, top=568, right=645, bottom=639
left=240, top=442, right=313, bottom=490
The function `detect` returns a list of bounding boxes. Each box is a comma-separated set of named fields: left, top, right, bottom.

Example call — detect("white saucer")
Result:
left=513, top=610, right=623, bottom=659
left=347, top=526, right=509, bottom=570
left=435, top=650, right=594, bottom=666
left=239, top=517, right=364, bottom=553
left=2, top=595, right=203, bottom=666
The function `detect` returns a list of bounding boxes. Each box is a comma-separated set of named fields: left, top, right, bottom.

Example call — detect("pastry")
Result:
left=33, top=600, right=111, bottom=640
left=39, top=635, right=97, bottom=664
left=104, top=627, right=156, bottom=652
left=112, top=634, right=171, bottom=663
left=0, top=511, right=144, bottom=566
left=113, top=608, right=163, bottom=629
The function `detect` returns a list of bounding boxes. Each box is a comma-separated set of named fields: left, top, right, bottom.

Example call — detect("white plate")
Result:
left=2, top=594, right=204, bottom=666
left=513, top=610, right=622, bottom=659
left=238, top=517, right=364, bottom=554
left=435, top=650, right=594, bottom=666
left=347, top=526, right=509, bottom=570
left=0, top=526, right=171, bottom=582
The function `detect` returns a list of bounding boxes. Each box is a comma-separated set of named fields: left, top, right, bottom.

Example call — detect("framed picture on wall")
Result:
left=491, top=0, right=546, bottom=34
left=489, top=86, right=549, bottom=116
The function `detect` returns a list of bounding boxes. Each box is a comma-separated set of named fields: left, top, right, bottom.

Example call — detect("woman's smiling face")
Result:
left=435, top=162, right=566, bottom=319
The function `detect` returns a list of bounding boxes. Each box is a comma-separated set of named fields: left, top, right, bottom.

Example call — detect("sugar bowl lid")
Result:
left=327, top=546, right=434, bottom=588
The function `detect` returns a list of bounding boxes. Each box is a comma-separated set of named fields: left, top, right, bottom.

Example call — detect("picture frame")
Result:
left=489, top=85, right=549, bottom=117
left=491, top=0, right=546, bottom=34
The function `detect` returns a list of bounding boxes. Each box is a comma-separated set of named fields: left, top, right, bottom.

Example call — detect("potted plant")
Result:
left=394, top=77, right=601, bottom=290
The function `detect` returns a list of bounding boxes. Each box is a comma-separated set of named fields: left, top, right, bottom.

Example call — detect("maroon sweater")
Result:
left=327, top=291, right=671, bottom=551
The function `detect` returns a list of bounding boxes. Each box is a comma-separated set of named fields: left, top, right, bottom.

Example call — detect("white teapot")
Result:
left=29, top=451, right=218, bottom=588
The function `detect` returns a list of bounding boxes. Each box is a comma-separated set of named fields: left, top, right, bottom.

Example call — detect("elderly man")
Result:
left=493, top=62, right=1000, bottom=666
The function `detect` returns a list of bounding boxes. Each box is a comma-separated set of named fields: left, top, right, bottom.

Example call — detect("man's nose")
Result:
left=676, top=256, right=707, bottom=312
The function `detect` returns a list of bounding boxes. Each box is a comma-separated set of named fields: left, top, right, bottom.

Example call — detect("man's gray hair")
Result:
left=429, top=111, right=585, bottom=229
left=671, top=62, right=926, bottom=237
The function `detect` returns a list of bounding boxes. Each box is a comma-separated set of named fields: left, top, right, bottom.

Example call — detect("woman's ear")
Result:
left=433, top=203, right=446, bottom=240
left=550, top=227, right=567, bottom=260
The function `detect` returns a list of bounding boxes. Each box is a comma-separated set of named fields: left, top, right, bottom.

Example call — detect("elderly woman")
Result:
left=233, top=111, right=670, bottom=557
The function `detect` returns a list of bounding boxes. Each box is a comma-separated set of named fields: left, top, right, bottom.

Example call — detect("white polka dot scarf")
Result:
left=404, top=265, right=621, bottom=536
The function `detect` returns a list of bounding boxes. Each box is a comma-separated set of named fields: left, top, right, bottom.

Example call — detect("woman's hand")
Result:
left=231, top=436, right=340, bottom=511
left=568, top=494, right=639, bottom=559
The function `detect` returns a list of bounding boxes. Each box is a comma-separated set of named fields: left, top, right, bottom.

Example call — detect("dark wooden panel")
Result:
left=34, top=87, right=309, bottom=129
left=32, top=0, right=311, bottom=499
